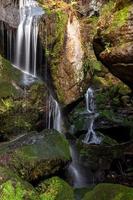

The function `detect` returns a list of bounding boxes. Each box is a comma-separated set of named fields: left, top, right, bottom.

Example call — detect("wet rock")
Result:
left=0, top=130, right=71, bottom=182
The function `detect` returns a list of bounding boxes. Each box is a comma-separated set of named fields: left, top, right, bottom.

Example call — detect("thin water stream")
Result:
left=83, top=88, right=101, bottom=144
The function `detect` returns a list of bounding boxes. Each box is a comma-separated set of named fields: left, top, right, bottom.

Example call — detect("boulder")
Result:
left=82, top=183, right=133, bottom=200
left=38, top=1, right=92, bottom=105
left=0, top=55, right=50, bottom=137
left=93, top=0, right=133, bottom=90
left=0, top=180, right=38, bottom=200
left=37, top=176, right=74, bottom=200
left=0, top=130, right=71, bottom=182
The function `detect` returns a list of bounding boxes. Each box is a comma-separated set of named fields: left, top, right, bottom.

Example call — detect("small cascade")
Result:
left=83, top=87, right=101, bottom=144
left=89, top=0, right=101, bottom=16
left=15, top=0, right=44, bottom=76
left=68, top=143, right=92, bottom=188
left=48, top=95, right=62, bottom=133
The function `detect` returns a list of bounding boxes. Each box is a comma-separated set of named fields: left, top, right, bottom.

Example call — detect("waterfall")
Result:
left=83, top=88, right=101, bottom=144
left=13, top=0, right=63, bottom=132
left=15, top=0, right=44, bottom=76
left=48, top=96, right=62, bottom=133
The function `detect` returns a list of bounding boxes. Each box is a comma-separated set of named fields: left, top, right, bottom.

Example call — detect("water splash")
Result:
left=83, top=88, right=101, bottom=144
left=15, top=0, right=44, bottom=76
left=48, top=95, right=62, bottom=133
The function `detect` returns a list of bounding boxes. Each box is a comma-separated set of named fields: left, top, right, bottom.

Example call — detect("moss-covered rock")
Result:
left=82, top=183, right=133, bottom=200
left=93, top=0, right=133, bottom=90
left=0, top=180, right=38, bottom=200
left=0, top=55, right=22, bottom=98
left=37, top=176, right=74, bottom=200
left=0, top=55, right=50, bottom=138
left=78, top=139, right=132, bottom=172
left=0, top=130, right=71, bottom=182
left=0, top=166, right=39, bottom=200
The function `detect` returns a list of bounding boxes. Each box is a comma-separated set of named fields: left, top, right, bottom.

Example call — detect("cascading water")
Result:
left=14, top=0, right=63, bottom=132
left=15, top=0, right=44, bottom=76
left=48, top=95, right=62, bottom=133
left=83, top=87, right=101, bottom=144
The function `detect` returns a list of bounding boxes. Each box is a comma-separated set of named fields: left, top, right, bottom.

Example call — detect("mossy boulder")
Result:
left=0, top=167, right=38, bottom=200
left=37, top=176, right=74, bottom=200
left=78, top=140, right=132, bottom=172
left=0, top=130, right=71, bottom=182
left=82, top=183, right=133, bottom=200
left=93, top=0, right=133, bottom=90
left=0, top=55, right=50, bottom=138
left=0, top=180, right=38, bottom=200
left=0, top=55, right=22, bottom=98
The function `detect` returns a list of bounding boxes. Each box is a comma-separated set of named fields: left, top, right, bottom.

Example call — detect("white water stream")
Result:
left=15, top=0, right=44, bottom=76
left=48, top=95, right=62, bottom=133
left=83, top=87, right=101, bottom=144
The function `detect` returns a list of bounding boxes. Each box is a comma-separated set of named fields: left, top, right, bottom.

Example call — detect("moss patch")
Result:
left=0, top=180, right=38, bottom=200
left=0, top=130, right=71, bottom=182
left=37, top=176, right=74, bottom=200
left=83, top=183, right=133, bottom=200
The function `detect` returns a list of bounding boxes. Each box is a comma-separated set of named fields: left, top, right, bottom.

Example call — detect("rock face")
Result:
left=0, top=0, right=19, bottom=28
left=0, top=130, right=71, bottom=182
left=75, top=0, right=107, bottom=17
left=52, top=15, right=85, bottom=105
left=93, top=1, right=133, bottom=90
left=38, top=3, right=92, bottom=105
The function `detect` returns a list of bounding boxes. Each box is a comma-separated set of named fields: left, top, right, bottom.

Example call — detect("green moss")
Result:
left=0, top=55, right=21, bottom=98
left=0, top=130, right=70, bottom=181
left=83, top=183, right=133, bottom=200
left=38, top=177, right=74, bottom=200
left=50, top=10, right=68, bottom=103
left=83, top=58, right=102, bottom=75
left=0, top=81, right=48, bottom=135
left=101, top=134, right=118, bottom=146
left=0, top=180, right=38, bottom=200
left=100, top=0, right=131, bottom=38
left=107, top=5, right=131, bottom=33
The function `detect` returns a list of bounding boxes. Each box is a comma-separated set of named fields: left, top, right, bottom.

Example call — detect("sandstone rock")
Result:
left=38, top=1, right=93, bottom=105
